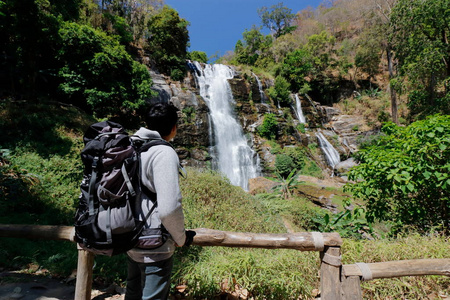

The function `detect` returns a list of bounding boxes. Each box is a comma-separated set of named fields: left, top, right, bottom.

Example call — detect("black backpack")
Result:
left=74, top=121, right=171, bottom=256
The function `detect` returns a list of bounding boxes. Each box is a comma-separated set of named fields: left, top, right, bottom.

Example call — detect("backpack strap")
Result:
left=88, top=157, right=100, bottom=216
left=133, top=138, right=173, bottom=228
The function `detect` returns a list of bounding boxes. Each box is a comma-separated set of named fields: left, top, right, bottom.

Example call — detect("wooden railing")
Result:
left=1, top=224, right=449, bottom=300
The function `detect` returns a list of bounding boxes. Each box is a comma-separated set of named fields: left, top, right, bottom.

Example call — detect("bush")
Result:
left=275, top=154, right=295, bottom=178
left=258, top=113, right=278, bottom=140
left=267, top=76, right=292, bottom=107
left=346, top=114, right=450, bottom=234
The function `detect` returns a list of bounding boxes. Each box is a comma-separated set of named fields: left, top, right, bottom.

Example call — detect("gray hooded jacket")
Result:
left=127, top=127, right=186, bottom=263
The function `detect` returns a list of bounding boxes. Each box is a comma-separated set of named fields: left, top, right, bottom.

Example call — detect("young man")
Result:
left=126, top=102, right=195, bottom=300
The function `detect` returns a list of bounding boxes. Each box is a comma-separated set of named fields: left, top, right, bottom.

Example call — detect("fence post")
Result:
left=75, top=245, right=95, bottom=300
left=341, top=276, right=362, bottom=300
left=320, top=246, right=342, bottom=300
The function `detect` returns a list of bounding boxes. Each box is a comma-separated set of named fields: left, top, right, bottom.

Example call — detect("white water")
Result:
left=293, top=94, right=306, bottom=123
left=316, top=131, right=341, bottom=169
left=252, top=73, right=267, bottom=103
left=194, top=62, right=260, bottom=190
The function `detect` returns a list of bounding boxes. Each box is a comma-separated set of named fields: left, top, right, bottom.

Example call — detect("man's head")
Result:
left=145, top=102, right=179, bottom=140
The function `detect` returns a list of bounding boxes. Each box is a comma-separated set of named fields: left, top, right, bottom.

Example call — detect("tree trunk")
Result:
left=387, top=46, right=398, bottom=124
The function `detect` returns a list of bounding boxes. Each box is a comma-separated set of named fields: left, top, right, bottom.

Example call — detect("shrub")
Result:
left=346, top=114, right=450, bottom=234
left=275, top=154, right=295, bottom=178
left=267, top=76, right=292, bottom=107
left=258, top=113, right=278, bottom=140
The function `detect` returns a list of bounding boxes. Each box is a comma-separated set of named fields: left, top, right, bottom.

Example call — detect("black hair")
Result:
left=144, top=102, right=179, bottom=137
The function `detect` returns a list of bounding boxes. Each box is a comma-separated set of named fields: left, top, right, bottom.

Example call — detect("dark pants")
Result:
left=125, top=256, right=174, bottom=300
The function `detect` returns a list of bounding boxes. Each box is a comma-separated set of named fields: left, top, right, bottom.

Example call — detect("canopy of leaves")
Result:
left=389, top=0, right=450, bottom=117
left=267, top=76, right=292, bottom=106
left=346, top=114, right=450, bottom=234
left=146, top=5, right=189, bottom=79
left=258, top=2, right=296, bottom=38
left=57, top=22, right=154, bottom=122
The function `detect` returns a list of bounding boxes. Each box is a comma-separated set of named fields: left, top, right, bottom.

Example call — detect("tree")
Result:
left=233, top=25, right=272, bottom=66
left=280, top=48, right=313, bottom=92
left=354, top=27, right=382, bottom=85
left=188, top=51, right=207, bottom=63
left=57, top=22, right=154, bottom=122
left=389, top=0, right=450, bottom=118
left=147, top=5, right=189, bottom=79
left=346, top=114, right=450, bottom=234
left=258, top=2, right=296, bottom=38
left=0, top=0, right=80, bottom=98
left=267, top=76, right=292, bottom=107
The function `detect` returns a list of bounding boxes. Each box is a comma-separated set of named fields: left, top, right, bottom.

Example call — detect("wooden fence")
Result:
left=0, top=224, right=449, bottom=300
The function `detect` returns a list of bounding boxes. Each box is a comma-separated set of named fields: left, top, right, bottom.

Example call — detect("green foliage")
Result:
left=57, top=21, right=154, bottom=122
left=312, top=199, right=373, bottom=239
left=346, top=115, right=450, bottom=234
left=188, top=50, right=208, bottom=63
left=274, top=155, right=295, bottom=178
left=267, top=76, right=292, bottom=106
left=272, top=169, right=300, bottom=199
left=147, top=5, right=189, bottom=79
left=280, top=48, right=312, bottom=91
left=257, top=113, right=278, bottom=140
left=233, top=26, right=273, bottom=66
left=257, top=3, right=296, bottom=38
left=389, top=0, right=450, bottom=118
left=103, top=13, right=133, bottom=44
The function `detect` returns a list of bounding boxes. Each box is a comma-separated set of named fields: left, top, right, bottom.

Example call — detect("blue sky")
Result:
left=165, top=0, right=325, bottom=60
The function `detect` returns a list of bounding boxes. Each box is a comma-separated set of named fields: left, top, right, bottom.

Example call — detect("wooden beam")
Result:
left=191, top=228, right=343, bottom=250
left=0, top=224, right=75, bottom=241
left=343, top=259, right=450, bottom=279
left=0, top=225, right=343, bottom=250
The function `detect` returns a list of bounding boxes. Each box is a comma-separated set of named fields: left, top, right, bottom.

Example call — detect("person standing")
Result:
left=126, top=102, right=195, bottom=300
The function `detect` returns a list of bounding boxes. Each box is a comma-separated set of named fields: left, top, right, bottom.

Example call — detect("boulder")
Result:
left=248, top=177, right=279, bottom=195
left=335, top=158, right=358, bottom=175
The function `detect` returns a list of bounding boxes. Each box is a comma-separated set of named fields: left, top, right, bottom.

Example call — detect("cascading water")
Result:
left=193, top=62, right=260, bottom=190
left=293, top=94, right=306, bottom=124
left=316, top=131, right=341, bottom=169
left=252, top=73, right=267, bottom=103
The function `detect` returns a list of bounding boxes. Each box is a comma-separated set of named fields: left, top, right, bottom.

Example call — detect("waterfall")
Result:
left=293, top=94, right=306, bottom=124
left=193, top=62, right=260, bottom=190
left=252, top=73, right=267, bottom=103
left=316, top=131, right=340, bottom=169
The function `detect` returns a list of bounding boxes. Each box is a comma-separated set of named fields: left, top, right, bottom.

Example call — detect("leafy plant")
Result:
left=346, top=114, right=450, bottom=234
left=267, top=76, right=292, bottom=107
left=272, top=169, right=301, bottom=199
left=313, top=199, right=372, bottom=239
left=258, top=113, right=278, bottom=140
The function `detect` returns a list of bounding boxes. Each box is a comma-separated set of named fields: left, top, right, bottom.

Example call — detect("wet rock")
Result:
left=335, top=158, right=358, bottom=175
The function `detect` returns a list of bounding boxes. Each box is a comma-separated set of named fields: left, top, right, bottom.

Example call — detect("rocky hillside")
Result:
left=149, top=64, right=379, bottom=181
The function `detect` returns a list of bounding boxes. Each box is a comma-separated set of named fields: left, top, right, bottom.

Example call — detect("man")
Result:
left=126, top=102, right=195, bottom=300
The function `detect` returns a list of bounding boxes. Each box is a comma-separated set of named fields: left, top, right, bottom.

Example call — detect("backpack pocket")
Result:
left=98, top=200, right=136, bottom=234
left=136, top=228, right=169, bottom=249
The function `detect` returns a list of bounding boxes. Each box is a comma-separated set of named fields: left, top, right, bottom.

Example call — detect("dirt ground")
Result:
left=0, top=271, right=124, bottom=300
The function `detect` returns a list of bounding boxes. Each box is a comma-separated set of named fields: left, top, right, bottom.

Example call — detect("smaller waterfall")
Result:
left=293, top=94, right=306, bottom=124
left=316, top=131, right=341, bottom=169
left=252, top=73, right=267, bottom=103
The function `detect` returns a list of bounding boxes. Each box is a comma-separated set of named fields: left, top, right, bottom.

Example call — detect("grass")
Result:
left=0, top=100, right=449, bottom=299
